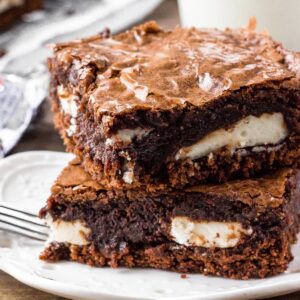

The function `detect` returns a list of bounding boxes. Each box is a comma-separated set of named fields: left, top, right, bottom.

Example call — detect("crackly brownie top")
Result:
left=186, top=169, right=296, bottom=208
left=50, top=159, right=296, bottom=208
left=52, top=20, right=300, bottom=116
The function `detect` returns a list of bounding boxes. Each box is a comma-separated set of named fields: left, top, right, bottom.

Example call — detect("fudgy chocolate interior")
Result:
left=78, top=87, right=299, bottom=182
left=44, top=187, right=294, bottom=253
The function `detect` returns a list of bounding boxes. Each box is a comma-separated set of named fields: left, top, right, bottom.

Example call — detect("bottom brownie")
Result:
left=41, top=231, right=298, bottom=280
left=40, top=160, right=300, bottom=279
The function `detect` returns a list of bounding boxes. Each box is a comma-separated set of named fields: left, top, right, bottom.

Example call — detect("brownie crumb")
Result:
left=100, top=27, right=111, bottom=39
left=181, top=274, right=187, bottom=279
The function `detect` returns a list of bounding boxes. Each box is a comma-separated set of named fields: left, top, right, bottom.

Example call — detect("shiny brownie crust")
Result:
left=49, top=21, right=300, bottom=190
left=40, top=161, right=300, bottom=279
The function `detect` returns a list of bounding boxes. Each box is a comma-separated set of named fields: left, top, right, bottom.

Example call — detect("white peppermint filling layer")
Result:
left=57, top=85, right=79, bottom=137
left=176, top=113, right=288, bottom=160
left=171, top=217, right=253, bottom=248
left=106, top=128, right=151, bottom=146
left=48, top=219, right=91, bottom=246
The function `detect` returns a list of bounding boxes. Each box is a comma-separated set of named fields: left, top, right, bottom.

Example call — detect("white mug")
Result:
left=178, top=0, right=300, bottom=51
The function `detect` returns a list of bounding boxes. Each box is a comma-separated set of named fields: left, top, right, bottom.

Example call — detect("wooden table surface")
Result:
left=1, top=1, right=300, bottom=299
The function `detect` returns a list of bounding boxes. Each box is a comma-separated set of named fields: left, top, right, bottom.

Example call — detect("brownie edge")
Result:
left=40, top=160, right=300, bottom=279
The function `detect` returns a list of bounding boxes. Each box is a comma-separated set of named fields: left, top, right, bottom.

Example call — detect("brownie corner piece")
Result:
left=48, top=21, right=300, bottom=189
left=40, top=161, right=300, bottom=279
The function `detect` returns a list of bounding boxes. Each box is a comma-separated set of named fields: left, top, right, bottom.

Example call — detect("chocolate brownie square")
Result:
left=40, top=159, right=300, bottom=279
left=48, top=21, right=300, bottom=190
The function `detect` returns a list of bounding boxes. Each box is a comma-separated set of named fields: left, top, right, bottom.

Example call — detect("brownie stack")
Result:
left=40, top=21, right=300, bottom=279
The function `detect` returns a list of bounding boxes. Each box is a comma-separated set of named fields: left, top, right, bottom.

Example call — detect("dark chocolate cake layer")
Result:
left=40, top=160, right=300, bottom=279
left=49, top=21, right=300, bottom=190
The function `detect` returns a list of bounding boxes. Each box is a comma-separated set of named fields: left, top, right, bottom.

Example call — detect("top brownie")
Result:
left=49, top=21, right=300, bottom=190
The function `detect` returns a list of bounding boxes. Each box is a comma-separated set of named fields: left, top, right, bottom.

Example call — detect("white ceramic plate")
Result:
left=0, top=151, right=300, bottom=300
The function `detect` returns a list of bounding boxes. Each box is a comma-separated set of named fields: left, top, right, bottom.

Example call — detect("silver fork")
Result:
left=0, top=202, right=49, bottom=241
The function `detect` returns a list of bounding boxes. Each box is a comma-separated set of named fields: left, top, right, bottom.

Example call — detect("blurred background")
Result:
left=0, top=0, right=299, bottom=299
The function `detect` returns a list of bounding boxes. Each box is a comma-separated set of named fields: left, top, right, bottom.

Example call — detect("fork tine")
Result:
left=0, top=202, right=50, bottom=241
left=0, top=221, right=47, bottom=241
left=0, top=202, right=40, bottom=218
left=0, top=213, right=49, bottom=235
left=0, top=206, right=46, bottom=227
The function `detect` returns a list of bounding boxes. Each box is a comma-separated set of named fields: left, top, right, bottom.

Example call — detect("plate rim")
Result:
left=1, top=256, right=300, bottom=300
